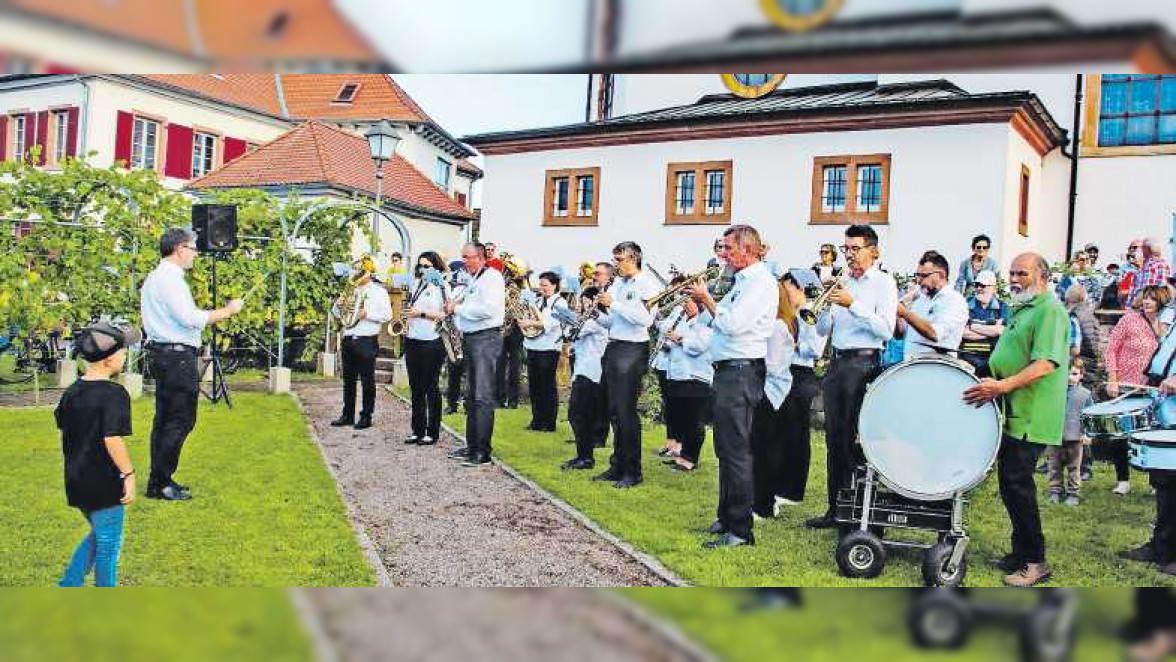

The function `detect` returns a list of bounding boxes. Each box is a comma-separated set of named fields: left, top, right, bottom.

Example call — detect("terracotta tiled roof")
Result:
left=188, top=121, right=473, bottom=220
left=8, top=0, right=383, bottom=63
left=455, top=158, right=483, bottom=178
left=136, top=74, right=430, bottom=123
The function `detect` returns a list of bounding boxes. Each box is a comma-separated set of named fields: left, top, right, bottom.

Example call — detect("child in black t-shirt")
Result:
left=56, top=322, right=140, bottom=587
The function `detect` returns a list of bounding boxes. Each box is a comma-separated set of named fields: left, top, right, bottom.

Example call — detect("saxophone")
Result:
left=388, top=291, right=412, bottom=336
left=437, top=287, right=463, bottom=364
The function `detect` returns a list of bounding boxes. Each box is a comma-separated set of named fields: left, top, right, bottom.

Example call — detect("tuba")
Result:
left=505, top=284, right=545, bottom=340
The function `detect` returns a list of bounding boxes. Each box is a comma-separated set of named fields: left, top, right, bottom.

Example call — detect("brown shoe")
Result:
left=1004, top=562, right=1052, bottom=587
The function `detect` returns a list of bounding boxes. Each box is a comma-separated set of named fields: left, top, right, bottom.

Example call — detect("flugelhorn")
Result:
left=799, top=273, right=848, bottom=326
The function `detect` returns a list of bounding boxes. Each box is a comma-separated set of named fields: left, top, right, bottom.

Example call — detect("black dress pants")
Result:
left=341, top=335, right=378, bottom=420
left=405, top=337, right=446, bottom=439
left=821, top=354, right=877, bottom=513
left=998, top=435, right=1048, bottom=565
left=778, top=365, right=818, bottom=503
left=446, top=358, right=464, bottom=410
left=496, top=327, right=523, bottom=405
left=569, top=375, right=608, bottom=461
left=713, top=360, right=766, bottom=541
left=464, top=328, right=503, bottom=457
left=666, top=379, right=711, bottom=465
left=1149, top=470, right=1176, bottom=564
left=604, top=341, right=649, bottom=480
left=147, top=345, right=200, bottom=492
left=526, top=350, right=560, bottom=429
left=751, top=396, right=787, bottom=518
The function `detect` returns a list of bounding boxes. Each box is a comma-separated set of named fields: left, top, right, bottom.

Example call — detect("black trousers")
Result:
left=496, top=327, right=523, bottom=405
left=713, top=361, right=766, bottom=541
left=751, top=396, right=787, bottom=518
left=998, top=435, right=1047, bottom=565
left=526, top=350, right=561, bottom=429
left=446, top=358, right=464, bottom=409
left=655, top=369, right=676, bottom=440
left=1135, top=588, right=1176, bottom=633
left=569, top=375, right=608, bottom=461
left=464, top=328, right=503, bottom=457
left=1111, top=438, right=1131, bottom=482
left=147, top=345, right=200, bottom=492
left=341, top=335, right=378, bottom=420
left=778, top=365, right=818, bottom=503
left=1150, top=470, right=1176, bottom=564
left=667, top=379, right=711, bottom=465
left=822, top=354, right=877, bottom=513
left=604, top=341, right=649, bottom=480
left=405, top=337, right=446, bottom=439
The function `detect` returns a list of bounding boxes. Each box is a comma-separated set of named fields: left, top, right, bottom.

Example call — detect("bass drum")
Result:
left=858, top=356, right=1004, bottom=501
left=1129, top=430, right=1176, bottom=472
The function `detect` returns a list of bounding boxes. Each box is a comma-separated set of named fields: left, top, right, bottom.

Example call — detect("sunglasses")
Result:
left=973, top=282, right=991, bottom=289
left=973, top=245, right=990, bottom=251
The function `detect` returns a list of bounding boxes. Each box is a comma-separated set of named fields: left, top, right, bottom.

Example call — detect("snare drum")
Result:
left=1080, top=397, right=1156, bottom=438
left=857, top=356, right=1003, bottom=501
left=1128, top=430, right=1176, bottom=471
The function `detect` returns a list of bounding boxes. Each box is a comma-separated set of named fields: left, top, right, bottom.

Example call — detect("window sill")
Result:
left=1080, top=143, right=1176, bottom=158
left=542, top=217, right=598, bottom=227
left=664, top=215, right=731, bottom=226
left=809, top=214, right=889, bottom=225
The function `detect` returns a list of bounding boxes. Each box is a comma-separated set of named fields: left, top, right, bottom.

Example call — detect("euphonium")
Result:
left=799, top=273, right=848, bottom=326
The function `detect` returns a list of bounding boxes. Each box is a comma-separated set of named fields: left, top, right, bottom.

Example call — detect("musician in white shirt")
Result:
left=444, top=243, right=506, bottom=467
left=899, top=250, right=969, bottom=360
left=652, top=299, right=686, bottom=460
left=595, top=242, right=661, bottom=489
left=562, top=286, right=610, bottom=471
left=776, top=270, right=828, bottom=508
left=751, top=281, right=797, bottom=520
left=661, top=299, right=713, bottom=473
left=520, top=271, right=569, bottom=433
left=403, top=251, right=449, bottom=446
left=810, top=224, right=898, bottom=530
left=332, top=259, right=393, bottom=431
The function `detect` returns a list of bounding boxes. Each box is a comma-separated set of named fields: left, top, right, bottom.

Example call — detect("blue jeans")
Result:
left=59, top=505, right=125, bottom=587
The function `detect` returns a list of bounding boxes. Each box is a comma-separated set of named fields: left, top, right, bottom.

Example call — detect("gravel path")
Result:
left=295, top=383, right=669, bottom=587
left=296, top=588, right=706, bottom=662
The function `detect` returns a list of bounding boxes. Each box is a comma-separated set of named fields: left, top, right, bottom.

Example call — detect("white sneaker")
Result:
left=772, top=496, right=801, bottom=517
left=1113, top=481, right=1131, bottom=496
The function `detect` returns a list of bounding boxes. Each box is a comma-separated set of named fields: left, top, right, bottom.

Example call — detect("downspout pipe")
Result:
left=1065, top=73, right=1083, bottom=260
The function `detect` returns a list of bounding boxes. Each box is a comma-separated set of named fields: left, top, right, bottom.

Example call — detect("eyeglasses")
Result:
left=914, top=271, right=942, bottom=280
left=840, top=245, right=866, bottom=255
left=973, top=245, right=990, bottom=251
left=179, top=244, right=197, bottom=253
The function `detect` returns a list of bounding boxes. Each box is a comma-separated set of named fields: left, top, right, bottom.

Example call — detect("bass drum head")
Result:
left=858, top=357, right=1003, bottom=501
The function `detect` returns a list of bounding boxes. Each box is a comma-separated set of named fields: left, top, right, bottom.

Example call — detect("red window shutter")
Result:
left=65, top=107, right=80, bottom=158
left=45, top=65, right=79, bottom=75
left=113, top=111, right=133, bottom=166
left=34, top=110, right=49, bottom=165
left=0, top=115, right=8, bottom=162
left=222, top=137, right=247, bottom=164
left=164, top=123, right=193, bottom=179
left=456, top=192, right=467, bottom=207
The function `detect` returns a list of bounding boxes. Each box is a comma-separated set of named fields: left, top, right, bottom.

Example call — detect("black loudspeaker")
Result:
left=192, top=204, right=238, bottom=253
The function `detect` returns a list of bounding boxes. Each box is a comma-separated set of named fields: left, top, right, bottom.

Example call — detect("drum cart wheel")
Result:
left=922, top=538, right=969, bottom=588
left=909, top=589, right=972, bottom=650
left=836, top=529, right=887, bottom=579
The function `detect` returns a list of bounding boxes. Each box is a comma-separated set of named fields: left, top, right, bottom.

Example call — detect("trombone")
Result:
left=799, top=273, right=848, bottom=326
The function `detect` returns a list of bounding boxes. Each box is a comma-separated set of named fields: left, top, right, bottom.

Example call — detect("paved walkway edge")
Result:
left=387, top=386, right=692, bottom=588
left=292, top=392, right=395, bottom=587
left=592, top=589, right=720, bottom=662
left=288, top=588, right=341, bottom=662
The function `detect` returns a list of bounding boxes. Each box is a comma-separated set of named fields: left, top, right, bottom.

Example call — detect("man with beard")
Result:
left=898, top=250, right=968, bottom=359
left=964, top=252, right=1068, bottom=587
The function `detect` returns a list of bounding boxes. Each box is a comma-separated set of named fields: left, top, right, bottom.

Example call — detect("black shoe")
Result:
left=462, top=454, right=491, bottom=467
left=354, top=417, right=372, bottom=430
left=706, top=520, right=726, bottom=535
left=561, top=458, right=595, bottom=471
left=404, top=435, right=422, bottom=445
left=593, top=470, right=621, bottom=482
left=330, top=416, right=355, bottom=427
left=169, top=481, right=190, bottom=493
left=1119, top=544, right=1158, bottom=564
left=993, top=553, right=1024, bottom=573
left=703, top=532, right=753, bottom=549
left=147, top=484, right=192, bottom=502
left=614, top=476, right=643, bottom=489
left=447, top=447, right=470, bottom=459
left=804, top=513, right=838, bottom=530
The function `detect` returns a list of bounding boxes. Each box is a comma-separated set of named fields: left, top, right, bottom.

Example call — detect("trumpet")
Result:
left=645, top=265, right=723, bottom=314
left=799, top=273, right=848, bottom=326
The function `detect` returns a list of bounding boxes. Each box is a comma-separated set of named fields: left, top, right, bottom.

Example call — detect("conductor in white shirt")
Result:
left=330, top=259, right=393, bottom=430
left=140, top=227, right=243, bottom=502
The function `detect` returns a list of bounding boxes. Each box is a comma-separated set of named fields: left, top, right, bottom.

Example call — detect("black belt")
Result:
left=463, top=327, right=501, bottom=337
left=832, top=348, right=881, bottom=360
left=343, top=335, right=378, bottom=341
left=714, top=358, right=765, bottom=370
left=147, top=342, right=197, bottom=353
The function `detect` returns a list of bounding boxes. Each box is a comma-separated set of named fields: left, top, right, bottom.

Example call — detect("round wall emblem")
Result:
left=759, top=0, right=844, bottom=32
left=721, top=74, right=788, bottom=98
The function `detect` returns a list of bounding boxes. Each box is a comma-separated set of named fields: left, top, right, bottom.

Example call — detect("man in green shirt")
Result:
left=964, top=252, right=1068, bottom=587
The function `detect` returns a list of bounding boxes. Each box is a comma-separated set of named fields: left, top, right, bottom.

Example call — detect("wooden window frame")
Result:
left=809, top=154, right=891, bottom=225
left=11, top=114, right=27, bottom=161
left=130, top=115, right=162, bottom=172
left=1018, top=164, right=1031, bottom=238
left=48, top=109, right=68, bottom=167
left=664, top=160, right=733, bottom=225
left=333, top=81, right=362, bottom=103
left=1082, top=74, right=1176, bottom=158
left=435, top=157, right=452, bottom=191
left=543, top=167, right=600, bottom=227
left=191, top=131, right=218, bottom=178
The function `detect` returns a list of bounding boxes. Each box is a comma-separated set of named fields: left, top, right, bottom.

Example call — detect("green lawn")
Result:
left=620, top=588, right=1134, bottom=662
left=440, top=401, right=1176, bottom=587
left=0, top=391, right=375, bottom=587
left=0, top=589, right=313, bottom=662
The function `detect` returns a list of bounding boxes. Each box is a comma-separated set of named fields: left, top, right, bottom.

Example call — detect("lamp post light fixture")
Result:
left=364, top=119, right=403, bottom=254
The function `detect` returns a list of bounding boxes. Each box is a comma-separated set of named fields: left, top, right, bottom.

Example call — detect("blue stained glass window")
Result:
left=1099, top=118, right=1126, bottom=147
left=1161, top=78, right=1176, bottom=113
left=1101, top=81, right=1128, bottom=115
left=1129, top=78, right=1159, bottom=113
left=1126, top=115, right=1158, bottom=146
left=1160, top=115, right=1176, bottom=144
left=1099, top=74, right=1176, bottom=146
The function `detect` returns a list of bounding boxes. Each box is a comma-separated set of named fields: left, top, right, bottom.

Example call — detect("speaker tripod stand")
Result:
left=201, top=252, right=233, bottom=408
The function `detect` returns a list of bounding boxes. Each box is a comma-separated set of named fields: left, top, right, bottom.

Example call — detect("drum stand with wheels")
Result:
left=909, top=588, right=1078, bottom=662
left=834, top=467, right=972, bottom=587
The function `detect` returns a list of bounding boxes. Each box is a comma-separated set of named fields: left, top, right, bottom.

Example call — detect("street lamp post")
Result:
left=364, top=120, right=402, bottom=256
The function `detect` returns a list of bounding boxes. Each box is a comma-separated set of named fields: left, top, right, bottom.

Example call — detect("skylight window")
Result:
left=333, top=82, right=361, bottom=103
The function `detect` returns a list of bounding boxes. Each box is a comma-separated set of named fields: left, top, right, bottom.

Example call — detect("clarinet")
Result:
left=648, top=309, right=686, bottom=370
